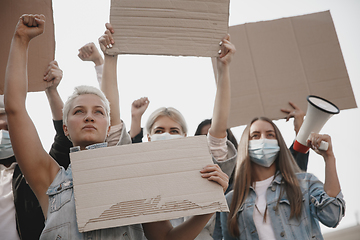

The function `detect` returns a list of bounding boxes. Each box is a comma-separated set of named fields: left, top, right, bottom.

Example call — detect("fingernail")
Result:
left=219, top=41, right=223, bottom=46
left=218, top=49, right=221, bottom=54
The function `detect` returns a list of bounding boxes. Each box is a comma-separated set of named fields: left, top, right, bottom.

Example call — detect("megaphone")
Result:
left=293, top=95, right=340, bottom=153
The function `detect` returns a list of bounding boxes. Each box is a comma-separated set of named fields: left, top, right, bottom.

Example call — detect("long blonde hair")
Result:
left=228, top=117, right=303, bottom=237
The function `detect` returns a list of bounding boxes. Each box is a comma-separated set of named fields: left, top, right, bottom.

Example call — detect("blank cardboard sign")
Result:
left=0, top=0, right=55, bottom=94
left=106, top=0, right=229, bottom=57
left=70, top=136, right=229, bottom=232
left=213, top=11, right=357, bottom=128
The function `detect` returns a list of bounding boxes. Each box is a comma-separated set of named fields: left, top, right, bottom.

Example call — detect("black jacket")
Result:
left=11, top=120, right=72, bottom=239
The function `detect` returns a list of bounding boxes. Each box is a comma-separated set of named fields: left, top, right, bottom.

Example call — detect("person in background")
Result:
left=129, top=97, right=149, bottom=143
left=195, top=119, right=238, bottom=149
left=221, top=117, right=345, bottom=240
left=281, top=101, right=309, bottom=171
left=45, top=61, right=73, bottom=169
left=5, top=14, right=229, bottom=239
left=78, top=42, right=149, bottom=143
left=78, top=42, right=104, bottom=84
left=142, top=31, right=236, bottom=240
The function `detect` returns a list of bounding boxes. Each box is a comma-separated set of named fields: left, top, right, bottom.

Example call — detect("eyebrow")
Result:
left=250, top=130, right=275, bottom=134
left=73, top=105, right=105, bottom=109
left=153, top=127, right=181, bottom=131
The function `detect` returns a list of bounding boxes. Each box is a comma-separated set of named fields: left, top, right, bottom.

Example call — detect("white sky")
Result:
left=24, top=0, right=359, bottom=234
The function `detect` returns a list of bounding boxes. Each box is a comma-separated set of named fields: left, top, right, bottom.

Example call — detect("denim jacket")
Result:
left=221, top=172, right=345, bottom=240
left=40, top=164, right=146, bottom=240
left=40, top=124, right=147, bottom=239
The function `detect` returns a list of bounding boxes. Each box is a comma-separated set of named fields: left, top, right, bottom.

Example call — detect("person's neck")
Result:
left=252, top=163, right=276, bottom=182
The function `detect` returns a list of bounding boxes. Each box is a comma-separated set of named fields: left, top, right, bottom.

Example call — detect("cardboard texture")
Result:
left=70, top=136, right=229, bottom=232
left=213, top=11, right=357, bottom=128
left=106, top=0, right=229, bottom=57
left=0, top=0, right=55, bottom=94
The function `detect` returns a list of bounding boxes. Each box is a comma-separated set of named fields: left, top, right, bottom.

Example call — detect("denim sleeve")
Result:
left=220, top=211, right=238, bottom=240
left=307, top=173, right=346, bottom=228
left=213, top=212, right=223, bottom=240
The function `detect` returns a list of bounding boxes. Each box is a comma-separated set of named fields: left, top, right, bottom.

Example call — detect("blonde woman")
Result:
left=5, top=14, right=229, bottom=240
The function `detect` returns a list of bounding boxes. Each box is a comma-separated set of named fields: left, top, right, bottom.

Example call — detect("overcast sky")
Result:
left=23, top=0, right=359, bottom=234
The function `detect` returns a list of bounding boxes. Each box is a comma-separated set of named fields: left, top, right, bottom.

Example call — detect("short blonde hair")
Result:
left=63, top=85, right=110, bottom=126
left=145, top=107, right=187, bottom=134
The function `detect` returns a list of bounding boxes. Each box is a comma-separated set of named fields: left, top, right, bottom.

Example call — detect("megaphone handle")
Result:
left=318, top=141, right=329, bottom=151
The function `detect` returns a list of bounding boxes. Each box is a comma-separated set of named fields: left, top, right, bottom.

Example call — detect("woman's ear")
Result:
left=63, top=124, right=71, bottom=140
left=63, top=124, right=69, bottom=136
left=107, top=125, right=111, bottom=137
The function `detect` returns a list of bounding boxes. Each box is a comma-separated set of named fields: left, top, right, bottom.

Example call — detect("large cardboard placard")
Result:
left=70, top=136, right=229, bottom=232
left=0, top=0, right=55, bottom=94
left=106, top=0, right=229, bottom=57
left=213, top=11, right=357, bottom=128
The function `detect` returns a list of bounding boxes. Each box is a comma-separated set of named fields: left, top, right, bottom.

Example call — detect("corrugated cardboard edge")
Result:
left=212, top=10, right=357, bottom=128
left=71, top=136, right=229, bottom=232
left=106, top=0, right=229, bottom=57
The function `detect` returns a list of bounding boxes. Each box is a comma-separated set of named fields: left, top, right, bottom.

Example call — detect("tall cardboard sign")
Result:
left=106, top=0, right=230, bottom=57
left=70, top=136, right=229, bottom=232
left=213, top=11, right=357, bottom=127
left=0, top=0, right=55, bottom=94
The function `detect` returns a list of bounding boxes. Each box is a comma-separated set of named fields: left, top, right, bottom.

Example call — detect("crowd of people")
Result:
left=0, top=13, right=345, bottom=240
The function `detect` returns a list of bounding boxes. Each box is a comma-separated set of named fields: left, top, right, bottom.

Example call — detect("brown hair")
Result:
left=227, top=117, right=303, bottom=237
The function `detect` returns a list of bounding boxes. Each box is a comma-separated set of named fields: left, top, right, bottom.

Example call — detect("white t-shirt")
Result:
left=253, top=175, right=276, bottom=240
left=0, top=162, right=20, bottom=240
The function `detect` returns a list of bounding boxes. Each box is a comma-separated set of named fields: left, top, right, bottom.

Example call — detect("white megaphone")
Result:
left=293, top=95, right=340, bottom=153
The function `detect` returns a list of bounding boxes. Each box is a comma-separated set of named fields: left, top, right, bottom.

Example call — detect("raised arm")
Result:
left=78, top=42, right=104, bottom=66
left=4, top=14, right=60, bottom=216
left=44, top=60, right=64, bottom=120
left=129, top=97, right=149, bottom=139
left=209, top=34, right=236, bottom=138
left=307, top=133, right=341, bottom=197
left=281, top=101, right=305, bottom=135
left=281, top=101, right=309, bottom=171
left=44, top=60, right=73, bottom=168
left=78, top=42, right=104, bottom=85
left=98, top=24, right=121, bottom=126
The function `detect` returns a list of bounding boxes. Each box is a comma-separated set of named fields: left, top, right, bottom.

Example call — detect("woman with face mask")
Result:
left=145, top=31, right=238, bottom=178
left=143, top=30, right=237, bottom=240
left=220, top=117, right=345, bottom=240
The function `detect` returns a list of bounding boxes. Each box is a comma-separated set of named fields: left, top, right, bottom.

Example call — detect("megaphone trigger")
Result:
left=306, top=137, right=329, bottom=151
left=319, top=141, right=329, bottom=151
left=293, top=95, right=339, bottom=154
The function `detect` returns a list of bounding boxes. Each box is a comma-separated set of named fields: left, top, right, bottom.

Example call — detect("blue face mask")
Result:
left=248, top=139, right=280, bottom=168
left=0, top=130, right=14, bottom=160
